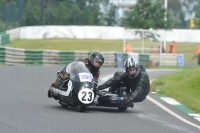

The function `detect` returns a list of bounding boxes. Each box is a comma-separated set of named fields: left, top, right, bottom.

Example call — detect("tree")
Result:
left=193, top=0, right=200, bottom=28
left=167, top=0, right=188, bottom=29
left=100, top=0, right=119, bottom=26
left=22, top=0, right=40, bottom=26
left=122, top=0, right=172, bottom=29
left=1, top=0, right=119, bottom=27
left=0, top=0, right=16, bottom=5
left=165, top=0, right=200, bottom=29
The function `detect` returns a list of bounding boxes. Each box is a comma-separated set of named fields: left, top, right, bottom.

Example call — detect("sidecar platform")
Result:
left=95, top=92, right=134, bottom=108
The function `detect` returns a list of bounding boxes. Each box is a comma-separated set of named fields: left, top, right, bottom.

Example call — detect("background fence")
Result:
left=0, top=46, right=184, bottom=67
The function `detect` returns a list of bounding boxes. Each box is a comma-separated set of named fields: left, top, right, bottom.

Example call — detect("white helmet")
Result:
left=124, top=58, right=139, bottom=79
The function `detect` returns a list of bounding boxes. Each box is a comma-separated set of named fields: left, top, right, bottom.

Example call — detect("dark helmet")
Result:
left=124, top=57, right=139, bottom=79
left=88, top=52, right=104, bottom=70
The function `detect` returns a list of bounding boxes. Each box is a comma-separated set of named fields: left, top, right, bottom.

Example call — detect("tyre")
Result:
left=118, top=107, right=127, bottom=111
left=76, top=105, right=86, bottom=112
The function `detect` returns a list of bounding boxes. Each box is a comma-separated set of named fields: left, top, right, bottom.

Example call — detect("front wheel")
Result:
left=118, top=107, right=127, bottom=111
left=76, top=105, right=86, bottom=112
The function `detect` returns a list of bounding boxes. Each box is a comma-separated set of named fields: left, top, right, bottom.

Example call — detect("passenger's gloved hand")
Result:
left=95, top=85, right=102, bottom=93
left=123, top=93, right=134, bottom=102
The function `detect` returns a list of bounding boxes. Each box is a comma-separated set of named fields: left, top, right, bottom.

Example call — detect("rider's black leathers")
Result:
left=54, top=58, right=100, bottom=89
left=97, top=65, right=150, bottom=102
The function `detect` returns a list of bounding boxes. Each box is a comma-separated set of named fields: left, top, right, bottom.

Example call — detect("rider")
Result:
left=96, top=57, right=150, bottom=104
left=48, top=52, right=104, bottom=98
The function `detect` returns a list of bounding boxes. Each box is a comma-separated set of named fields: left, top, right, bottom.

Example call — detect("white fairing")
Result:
left=78, top=89, right=94, bottom=104
left=60, top=80, right=73, bottom=96
left=51, top=81, right=73, bottom=96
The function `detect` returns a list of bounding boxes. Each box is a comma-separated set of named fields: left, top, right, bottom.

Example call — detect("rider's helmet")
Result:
left=124, top=57, right=140, bottom=79
left=88, top=52, right=104, bottom=70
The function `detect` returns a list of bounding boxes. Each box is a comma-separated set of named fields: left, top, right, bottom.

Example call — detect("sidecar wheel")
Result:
left=118, top=107, right=127, bottom=111
left=76, top=105, right=86, bottom=112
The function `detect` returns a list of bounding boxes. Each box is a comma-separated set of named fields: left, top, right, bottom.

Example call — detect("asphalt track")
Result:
left=0, top=66, right=199, bottom=133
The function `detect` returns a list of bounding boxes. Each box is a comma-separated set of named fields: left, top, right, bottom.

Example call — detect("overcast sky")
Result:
left=109, top=0, right=137, bottom=18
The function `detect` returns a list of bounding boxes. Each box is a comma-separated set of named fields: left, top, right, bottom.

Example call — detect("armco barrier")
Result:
left=0, top=32, right=10, bottom=46
left=161, top=53, right=177, bottom=66
left=25, top=50, right=43, bottom=65
left=120, top=53, right=150, bottom=68
left=42, top=50, right=60, bottom=65
left=128, top=53, right=139, bottom=61
left=0, top=47, right=118, bottom=67
left=139, top=54, right=150, bottom=67
left=122, top=53, right=128, bottom=63
left=102, top=52, right=116, bottom=67
left=149, top=53, right=182, bottom=66
left=59, top=51, right=75, bottom=65
left=4, top=47, right=26, bottom=65
left=0, top=47, right=5, bottom=63
left=149, top=53, right=160, bottom=66
left=75, top=51, right=89, bottom=60
left=0, top=47, right=183, bottom=67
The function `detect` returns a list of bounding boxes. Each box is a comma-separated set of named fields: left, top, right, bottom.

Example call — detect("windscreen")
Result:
left=66, top=61, right=93, bottom=82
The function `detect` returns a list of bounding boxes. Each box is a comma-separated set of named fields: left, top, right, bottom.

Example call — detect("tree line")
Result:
left=0, top=0, right=200, bottom=32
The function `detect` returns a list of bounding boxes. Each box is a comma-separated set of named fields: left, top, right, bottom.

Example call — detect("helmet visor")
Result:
left=128, top=68, right=136, bottom=76
left=94, top=58, right=103, bottom=68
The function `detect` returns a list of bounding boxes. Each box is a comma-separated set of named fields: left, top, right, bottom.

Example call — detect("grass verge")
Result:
left=151, top=66, right=200, bottom=114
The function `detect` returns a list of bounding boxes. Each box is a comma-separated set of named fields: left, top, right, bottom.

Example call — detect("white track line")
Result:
left=100, top=76, right=200, bottom=129
left=148, top=79, right=200, bottom=129
left=147, top=96, right=200, bottom=130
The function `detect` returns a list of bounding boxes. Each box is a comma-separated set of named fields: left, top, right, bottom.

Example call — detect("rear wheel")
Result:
left=118, top=107, right=127, bottom=111
left=76, top=105, right=86, bottom=112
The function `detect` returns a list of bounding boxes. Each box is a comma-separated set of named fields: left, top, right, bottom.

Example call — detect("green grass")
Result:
left=151, top=66, right=200, bottom=114
left=6, top=38, right=199, bottom=62
left=8, top=39, right=123, bottom=52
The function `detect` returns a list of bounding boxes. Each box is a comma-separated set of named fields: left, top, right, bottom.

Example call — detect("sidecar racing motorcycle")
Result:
left=48, top=61, right=133, bottom=112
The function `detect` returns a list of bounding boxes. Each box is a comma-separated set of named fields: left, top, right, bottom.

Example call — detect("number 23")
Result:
left=82, top=91, right=92, bottom=101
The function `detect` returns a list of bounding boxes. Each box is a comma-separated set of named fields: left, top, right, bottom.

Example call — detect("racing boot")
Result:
left=48, top=87, right=52, bottom=98
left=48, top=84, right=59, bottom=99
left=48, top=72, right=70, bottom=98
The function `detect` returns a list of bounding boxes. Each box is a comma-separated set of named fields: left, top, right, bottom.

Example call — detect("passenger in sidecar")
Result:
left=96, top=58, right=150, bottom=111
